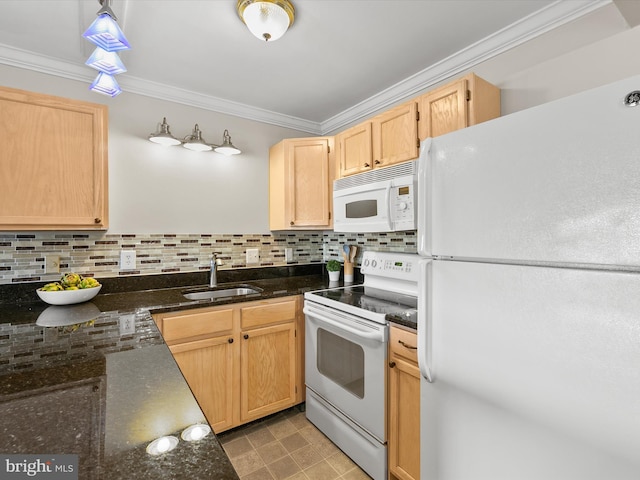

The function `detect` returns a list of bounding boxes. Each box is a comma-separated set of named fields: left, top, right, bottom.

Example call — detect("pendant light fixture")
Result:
left=83, top=0, right=130, bottom=97
left=237, top=0, right=295, bottom=42
left=148, top=118, right=242, bottom=156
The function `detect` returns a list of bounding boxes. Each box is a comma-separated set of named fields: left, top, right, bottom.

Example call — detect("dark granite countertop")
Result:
left=0, top=264, right=348, bottom=480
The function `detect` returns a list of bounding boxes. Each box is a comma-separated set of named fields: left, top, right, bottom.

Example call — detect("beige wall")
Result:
left=0, top=64, right=309, bottom=234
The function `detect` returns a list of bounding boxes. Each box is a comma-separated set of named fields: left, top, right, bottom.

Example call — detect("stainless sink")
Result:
left=182, top=285, right=262, bottom=301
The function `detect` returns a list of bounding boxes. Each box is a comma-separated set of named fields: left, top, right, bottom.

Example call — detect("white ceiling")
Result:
left=0, top=0, right=621, bottom=134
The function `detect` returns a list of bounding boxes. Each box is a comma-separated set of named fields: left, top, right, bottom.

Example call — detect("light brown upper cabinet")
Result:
left=418, top=73, right=500, bottom=140
left=0, top=86, right=108, bottom=230
left=269, top=137, right=334, bottom=230
left=337, top=101, right=419, bottom=178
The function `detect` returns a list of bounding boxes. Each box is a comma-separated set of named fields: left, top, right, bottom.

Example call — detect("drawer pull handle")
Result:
left=228, top=338, right=234, bottom=344
left=389, top=361, right=396, bottom=368
left=364, top=163, right=370, bottom=167
left=398, top=340, right=417, bottom=350
left=243, top=334, right=249, bottom=340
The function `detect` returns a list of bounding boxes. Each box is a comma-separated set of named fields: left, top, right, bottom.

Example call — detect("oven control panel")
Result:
left=360, top=251, right=420, bottom=283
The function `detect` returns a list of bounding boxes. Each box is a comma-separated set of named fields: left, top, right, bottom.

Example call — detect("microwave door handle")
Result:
left=383, top=185, right=393, bottom=231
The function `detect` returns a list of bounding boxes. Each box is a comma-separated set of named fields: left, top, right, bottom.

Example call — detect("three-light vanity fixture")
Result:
left=148, top=118, right=241, bottom=155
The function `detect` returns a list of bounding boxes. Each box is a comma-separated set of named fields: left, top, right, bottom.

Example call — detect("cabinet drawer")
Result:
left=161, top=308, right=234, bottom=343
left=241, top=299, right=297, bottom=330
left=390, top=326, right=418, bottom=365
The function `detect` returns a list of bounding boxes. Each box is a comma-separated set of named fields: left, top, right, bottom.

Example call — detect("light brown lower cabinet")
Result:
left=388, top=325, right=420, bottom=480
left=153, top=295, right=304, bottom=433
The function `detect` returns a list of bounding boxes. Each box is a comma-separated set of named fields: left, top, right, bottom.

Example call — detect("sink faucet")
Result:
left=209, top=253, right=223, bottom=288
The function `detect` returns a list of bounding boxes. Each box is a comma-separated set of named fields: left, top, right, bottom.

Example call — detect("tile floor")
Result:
left=218, top=407, right=372, bottom=480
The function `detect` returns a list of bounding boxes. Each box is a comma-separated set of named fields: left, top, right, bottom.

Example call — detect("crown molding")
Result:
left=0, top=0, right=609, bottom=136
left=320, top=0, right=611, bottom=134
left=0, top=44, right=323, bottom=135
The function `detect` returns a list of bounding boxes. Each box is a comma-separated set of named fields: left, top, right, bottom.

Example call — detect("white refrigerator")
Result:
left=417, top=74, right=640, bottom=480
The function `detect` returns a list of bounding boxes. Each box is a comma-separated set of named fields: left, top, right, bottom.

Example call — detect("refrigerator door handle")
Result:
left=417, top=138, right=432, bottom=257
left=418, top=258, right=433, bottom=382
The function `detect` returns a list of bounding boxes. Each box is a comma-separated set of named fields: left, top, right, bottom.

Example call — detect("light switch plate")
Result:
left=120, top=250, right=136, bottom=270
left=246, top=248, right=259, bottom=265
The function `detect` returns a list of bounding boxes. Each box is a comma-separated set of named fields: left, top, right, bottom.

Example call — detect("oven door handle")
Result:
left=303, top=305, right=386, bottom=343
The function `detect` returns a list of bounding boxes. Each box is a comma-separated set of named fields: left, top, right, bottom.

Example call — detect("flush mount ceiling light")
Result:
left=83, top=0, right=130, bottom=97
left=237, top=0, right=295, bottom=42
left=148, top=118, right=242, bottom=156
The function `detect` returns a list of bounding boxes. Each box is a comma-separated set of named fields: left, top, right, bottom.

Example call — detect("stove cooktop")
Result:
left=305, top=285, right=417, bottom=324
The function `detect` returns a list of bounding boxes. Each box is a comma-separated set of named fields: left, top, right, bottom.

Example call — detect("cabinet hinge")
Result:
left=295, top=385, right=298, bottom=393
left=416, top=110, right=420, bottom=122
left=328, top=211, right=331, bottom=220
left=466, top=89, right=471, bottom=101
left=417, top=139, right=420, bottom=149
left=294, top=329, right=297, bottom=337
left=327, top=145, right=331, bottom=153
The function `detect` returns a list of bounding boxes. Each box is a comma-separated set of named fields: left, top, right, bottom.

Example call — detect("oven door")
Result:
left=304, top=300, right=387, bottom=442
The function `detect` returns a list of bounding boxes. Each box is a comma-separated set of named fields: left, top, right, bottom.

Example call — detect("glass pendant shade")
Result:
left=89, top=72, right=122, bottom=97
left=237, top=0, right=295, bottom=42
left=86, top=47, right=126, bottom=75
left=149, top=117, right=182, bottom=146
left=214, top=130, right=241, bottom=155
left=183, top=124, right=213, bottom=152
left=83, top=13, right=131, bottom=52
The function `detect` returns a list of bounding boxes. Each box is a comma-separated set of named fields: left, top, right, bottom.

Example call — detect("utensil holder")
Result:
left=344, top=262, right=354, bottom=283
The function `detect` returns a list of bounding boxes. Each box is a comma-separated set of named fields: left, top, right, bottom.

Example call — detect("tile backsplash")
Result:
left=0, top=231, right=418, bottom=285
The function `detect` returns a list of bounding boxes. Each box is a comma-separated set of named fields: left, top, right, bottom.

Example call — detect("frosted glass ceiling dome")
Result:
left=237, top=0, right=295, bottom=42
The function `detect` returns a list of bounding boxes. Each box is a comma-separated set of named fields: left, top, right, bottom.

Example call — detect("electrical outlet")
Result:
left=246, top=248, right=259, bottom=265
left=45, top=255, right=60, bottom=274
left=120, top=250, right=136, bottom=270
left=285, top=247, right=293, bottom=262
left=119, top=314, right=135, bottom=335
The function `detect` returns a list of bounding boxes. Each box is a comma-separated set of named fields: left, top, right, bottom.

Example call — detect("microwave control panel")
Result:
left=390, top=183, right=416, bottom=230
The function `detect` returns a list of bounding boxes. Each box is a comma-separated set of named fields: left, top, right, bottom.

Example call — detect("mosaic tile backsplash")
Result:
left=0, top=231, right=418, bottom=285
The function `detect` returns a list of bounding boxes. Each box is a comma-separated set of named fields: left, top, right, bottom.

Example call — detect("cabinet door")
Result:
left=418, top=79, right=468, bottom=140
left=170, top=336, right=238, bottom=433
left=372, top=101, right=419, bottom=169
left=337, top=122, right=372, bottom=177
left=389, top=327, right=420, bottom=480
left=0, top=86, right=108, bottom=230
left=240, top=322, right=296, bottom=423
left=287, top=138, right=331, bottom=228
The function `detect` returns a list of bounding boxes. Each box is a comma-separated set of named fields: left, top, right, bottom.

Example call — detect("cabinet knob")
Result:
left=389, top=361, right=396, bottom=368
left=374, top=160, right=381, bottom=165
left=364, top=163, right=370, bottom=167
left=290, top=221, right=294, bottom=226
left=94, top=218, right=101, bottom=224
left=243, top=334, right=249, bottom=340
left=228, top=338, right=234, bottom=344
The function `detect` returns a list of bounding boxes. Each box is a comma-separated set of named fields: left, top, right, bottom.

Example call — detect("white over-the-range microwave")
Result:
left=333, top=160, right=418, bottom=233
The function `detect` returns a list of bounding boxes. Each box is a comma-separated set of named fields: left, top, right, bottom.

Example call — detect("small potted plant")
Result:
left=326, top=259, right=341, bottom=281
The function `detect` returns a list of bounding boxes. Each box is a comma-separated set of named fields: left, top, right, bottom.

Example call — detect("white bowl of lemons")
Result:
left=37, top=273, right=102, bottom=305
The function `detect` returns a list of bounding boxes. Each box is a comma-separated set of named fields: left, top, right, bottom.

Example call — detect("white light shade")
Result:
left=238, top=0, right=294, bottom=42
left=146, top=436, right=179, bottom=456
left=183, top=124, right=212, bottom=152
left=149, top=117, right=182, bottom=146
left=86, top=47, right=126, bottom=75
left=181, top=424, right=211, bottom=442
left=83, top=13, right=131, bottom=52
left=89, top=72, right=122, bottom=97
